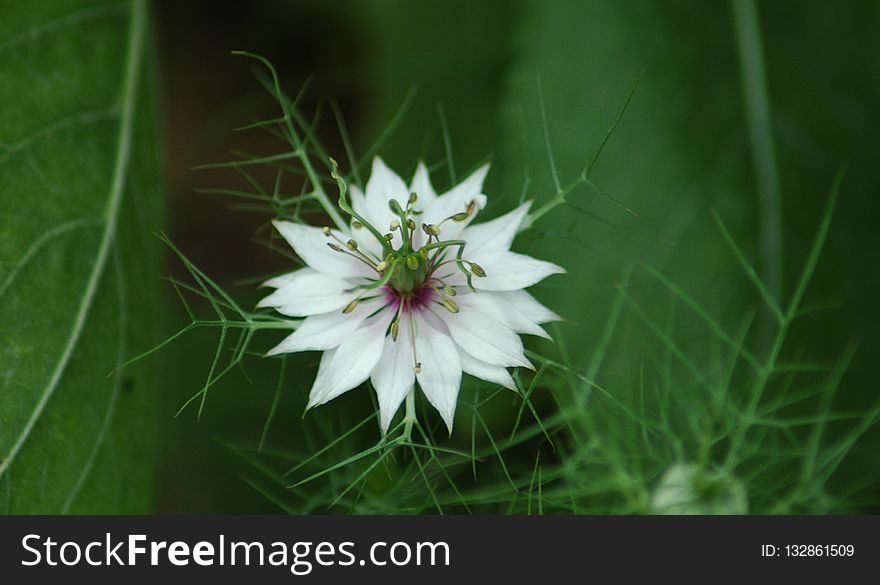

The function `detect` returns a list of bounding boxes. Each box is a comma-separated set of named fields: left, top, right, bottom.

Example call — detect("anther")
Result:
left=414, top=363, right=422, bottom=374
left=322, top=226, right=331, bottom=236
left=469, top=262, right=486, bottom=277
left=390, top=219, right=401, bottom=231
left=346, top=239, right=358, bottom=251
left=352, top=221, right=363, bottom=230
left=443, top=284, right=456, bottom=297
left=406, top=255, right=420, bottom=270
left=327, top=242, right=345, bottom=253
left=424, top=224, right=441, bottom=236
left=409, top=192, right=418, bottom=204
left=390, top=320, right=400, bottom=341
left=376, top=260, right=388, bottom=272
left=442, top=298, right=460, bottom=313
left=342, top=299, right=359, bottom=314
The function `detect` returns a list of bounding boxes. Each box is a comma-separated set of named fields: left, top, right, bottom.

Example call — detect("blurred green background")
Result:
left=2, top=0, right=876, bottom=514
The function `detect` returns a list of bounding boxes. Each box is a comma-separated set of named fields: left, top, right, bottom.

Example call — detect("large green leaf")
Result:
left=0, top=0, right=162, bottom=513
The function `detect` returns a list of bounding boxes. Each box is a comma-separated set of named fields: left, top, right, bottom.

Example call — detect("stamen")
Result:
left=440, top=297, right=460, bottom=313
left=408, top=316, right=421, bottom=374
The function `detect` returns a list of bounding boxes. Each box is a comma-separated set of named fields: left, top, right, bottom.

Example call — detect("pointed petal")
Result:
left=455, top=291, right=550, bottom=339
left=495, top=290, right=562, bottom=324
left=370, top=317, right=416, bottom=433
left=306, top=349, right=337, bottom=408
left=272, top=220, right=371, bottom=277
left=257, top=269, right=357, bottom=317
left=307, top=311, right=393, bottom=407
left=458, top=348, right=516, bottom=390
left=421, top=164, right=489, bottom=241
left=462, top=201, right=532, bottom=256
left=435, top=306, right=531, bottom=368
left=266, top=300, right=384, bottom=355
left=409, top=161, right=438, bottom=205
left=475, top=251, right=565, bottom=291
left=365, top=157, right=408, bottom=215
left=414, top=316, right=461, bottom=433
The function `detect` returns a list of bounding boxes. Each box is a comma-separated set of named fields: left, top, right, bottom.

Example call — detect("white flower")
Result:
left=258, top=157, right=564, bottom=434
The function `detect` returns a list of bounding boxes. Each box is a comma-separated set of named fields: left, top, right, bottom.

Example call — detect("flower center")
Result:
left=325, top=189, right=488, bottom=341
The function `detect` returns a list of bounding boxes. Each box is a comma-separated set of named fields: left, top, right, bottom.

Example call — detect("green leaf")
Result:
left=0, top=0, right=162, bottom=513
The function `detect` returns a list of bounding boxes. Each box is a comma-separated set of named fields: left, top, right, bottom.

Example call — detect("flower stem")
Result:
left=403, top=388, right=416, bottom=441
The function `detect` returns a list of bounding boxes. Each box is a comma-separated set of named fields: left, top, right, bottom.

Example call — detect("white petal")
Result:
left=272, top=220, right=371, bottom=277
left=308, top=311, right=393, bottom=408
left=370, top=316, right=416, bottom=433
left=409, top=161, right=438, bottom=205
left=495, top=290, right=562, bottom=324
left=263, top=272, right=299, bottom=289
left=458, top=348, right=516, bottom=390
left=475, top=251, right=565, bottom=292
left=266, top=299, right=384, bottom=355
left=414, top=315, right=462, bottom=433
left=455, top=291, right=550, bottom=339
left=365, top=157, right=408, bottom=219
left=434, top=306, right=531, bottom=368
left=306, top=349, right=337, bottom=407
left=420, top=164, right=489, bottom=241
left=462, top=201, right=531, bottom=256
left=257, top=269, right=357, bottom=317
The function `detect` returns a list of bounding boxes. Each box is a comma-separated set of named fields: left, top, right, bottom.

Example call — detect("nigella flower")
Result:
left=258, top=158, right=563, bottom=434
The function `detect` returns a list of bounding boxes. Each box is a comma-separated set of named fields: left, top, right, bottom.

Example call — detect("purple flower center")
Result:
left=384, top=283, right=437, bottom=314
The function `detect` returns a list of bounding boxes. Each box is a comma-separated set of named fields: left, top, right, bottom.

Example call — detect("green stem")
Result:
left=403, top=388, right=416, bottom=441
left=731, top=0, right=783, bottom=306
